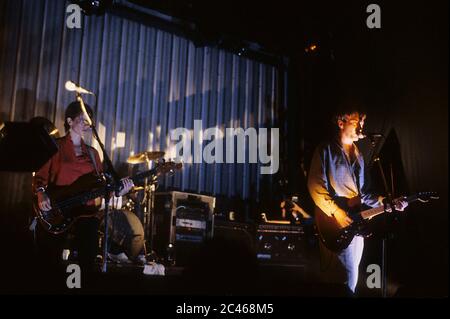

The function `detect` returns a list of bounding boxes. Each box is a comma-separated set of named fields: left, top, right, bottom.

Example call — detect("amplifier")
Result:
left=255, top=223, right=307, bottom=265
left=152, top=191, right=215, bottom=265
left=213, top=219, right=255, bottom=251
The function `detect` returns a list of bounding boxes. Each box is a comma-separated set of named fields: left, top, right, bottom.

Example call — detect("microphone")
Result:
left=358, top=132, right=385, bottom=145
left=362, top=132, right=384, bottom=138
left=65, top=81, right=94, bottom=95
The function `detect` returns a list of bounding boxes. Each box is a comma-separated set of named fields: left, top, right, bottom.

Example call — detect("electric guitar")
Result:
left=33, top=161, right=182, bottom=234
left=315, top=191, right=439, bottom=252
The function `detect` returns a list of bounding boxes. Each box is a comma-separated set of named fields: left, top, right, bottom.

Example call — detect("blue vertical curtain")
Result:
left=0, top=0, right=286, bottom=214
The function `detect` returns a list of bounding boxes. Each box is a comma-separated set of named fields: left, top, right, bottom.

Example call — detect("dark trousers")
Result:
left=72, top=217, right=100, bottom=272
left=35, top=217, right=99, bottom=272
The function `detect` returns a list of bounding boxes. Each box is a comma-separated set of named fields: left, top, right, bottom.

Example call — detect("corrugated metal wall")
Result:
left=0, top=0, right=286, bottom=216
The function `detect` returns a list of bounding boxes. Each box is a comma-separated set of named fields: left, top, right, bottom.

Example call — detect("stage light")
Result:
left=71, top=0, right=113, bottom=16
left=0, top=120, right=5, bottom=141
left=29, top=117, right=60, bottom=138
left=305, top=43, right=318, bottom=53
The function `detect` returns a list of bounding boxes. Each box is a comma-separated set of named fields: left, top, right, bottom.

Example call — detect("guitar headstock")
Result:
left=416, top=191, right=440, bottom=203
left=155, top=160, right=183, bottom=176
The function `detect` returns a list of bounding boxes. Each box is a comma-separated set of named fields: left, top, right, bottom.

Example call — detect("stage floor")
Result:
left=2, top=259, right=356, bottom=296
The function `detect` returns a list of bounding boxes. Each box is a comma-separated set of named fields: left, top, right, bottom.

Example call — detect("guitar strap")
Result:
left=353, top=160, right=362, bottom=195
left=87, top=147, right=101, bottom=177
left=346, top=144, right=362, bottom=196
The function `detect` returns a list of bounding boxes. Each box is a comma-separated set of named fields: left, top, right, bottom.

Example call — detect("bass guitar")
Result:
left=33, top=161, right=182, bottom=234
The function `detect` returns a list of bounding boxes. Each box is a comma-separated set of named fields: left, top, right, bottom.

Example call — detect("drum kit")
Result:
left=106, top=150, right=171, bottom=262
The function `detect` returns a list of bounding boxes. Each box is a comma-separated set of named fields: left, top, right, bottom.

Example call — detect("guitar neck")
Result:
left=55, top=168, right=158, bottom=211
left=359, top=194, right=419, bottom=220
left=130, top=168, right=157, bottom=186
left=55, top=185, right=110, bottom=211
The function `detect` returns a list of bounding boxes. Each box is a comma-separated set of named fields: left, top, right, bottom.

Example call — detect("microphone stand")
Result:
left=368, top=134, right=394, bottom=298
left=76, top=93, right=120, bottom=273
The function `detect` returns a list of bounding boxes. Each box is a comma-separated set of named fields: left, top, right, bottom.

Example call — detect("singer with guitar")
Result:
left=307, top=109, right=408, bottom=294
left=33, top=101, right=134, bottom=273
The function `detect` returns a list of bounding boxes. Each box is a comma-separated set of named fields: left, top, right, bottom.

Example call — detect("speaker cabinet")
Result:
left=152, top=191, right=215, bottom=265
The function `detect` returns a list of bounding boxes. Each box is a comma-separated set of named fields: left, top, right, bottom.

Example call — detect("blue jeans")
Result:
left=319, top=236, right=364, bottom=293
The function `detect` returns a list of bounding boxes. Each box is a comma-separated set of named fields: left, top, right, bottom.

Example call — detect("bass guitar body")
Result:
left=33, top=173, right=105, bottom=235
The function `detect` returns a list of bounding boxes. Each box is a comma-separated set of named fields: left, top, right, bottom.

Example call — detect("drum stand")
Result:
left=141, top=158, right=158, bottom=261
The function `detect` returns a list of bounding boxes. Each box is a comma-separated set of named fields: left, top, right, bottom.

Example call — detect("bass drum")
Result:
left=100, top=208, right=145, bottom=262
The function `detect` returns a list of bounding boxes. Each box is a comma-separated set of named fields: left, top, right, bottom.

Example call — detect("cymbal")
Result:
left=127, top=151, right=165, bottom=164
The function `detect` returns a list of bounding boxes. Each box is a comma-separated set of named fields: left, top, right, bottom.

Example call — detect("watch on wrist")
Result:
left=35, top=186, right=46, bottom=195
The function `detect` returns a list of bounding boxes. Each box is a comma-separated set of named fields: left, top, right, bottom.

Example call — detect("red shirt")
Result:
left=34, top=134, right=103, bottom=191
